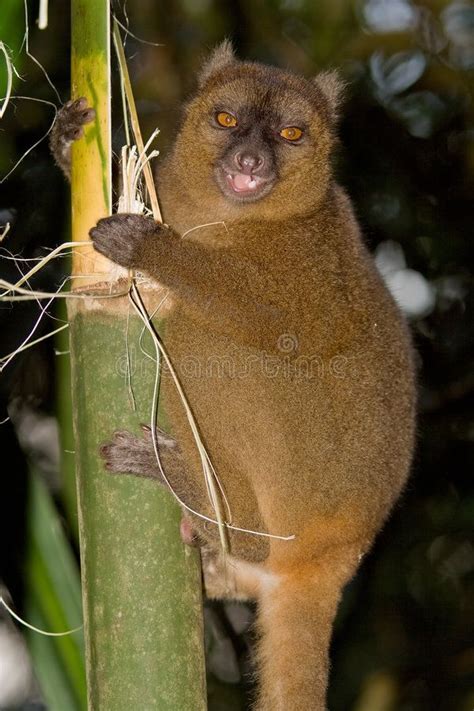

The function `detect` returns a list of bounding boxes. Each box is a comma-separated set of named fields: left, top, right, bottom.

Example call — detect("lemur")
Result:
left=51, top=41, right=416, bottom=711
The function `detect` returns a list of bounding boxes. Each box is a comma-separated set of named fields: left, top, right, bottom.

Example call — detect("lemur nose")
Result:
left=235, top=151, right=265, bottom=175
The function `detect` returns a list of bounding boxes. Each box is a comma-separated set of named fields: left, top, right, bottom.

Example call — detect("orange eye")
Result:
left=280, top=126, right=303, bottom=142
left=216, top=112, right=238, bottom=128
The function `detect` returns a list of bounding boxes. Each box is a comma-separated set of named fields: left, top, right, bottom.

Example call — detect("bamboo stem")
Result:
left=71, top=0, right=111, bottom=284
left=112, top=18, right=162, bottom=223
left=69, top=2, right=207, bottom=708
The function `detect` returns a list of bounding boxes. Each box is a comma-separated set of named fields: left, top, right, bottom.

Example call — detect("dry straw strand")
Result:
left=22, top=0, right=60, bottom=102
left=0, top=596, right=82, bottom=638
left=0, top=43, right=13, bottom=119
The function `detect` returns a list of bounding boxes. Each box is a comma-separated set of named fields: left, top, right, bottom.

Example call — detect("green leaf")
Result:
left=24, top=472, right=86, bottom=710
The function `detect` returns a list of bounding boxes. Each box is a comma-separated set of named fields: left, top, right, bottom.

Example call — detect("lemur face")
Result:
left=175, top=51, right=342, bottom=215
left=205, top=79, right=315, bottom=204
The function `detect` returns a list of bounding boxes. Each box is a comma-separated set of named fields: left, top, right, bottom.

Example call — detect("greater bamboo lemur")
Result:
left=51, top=41, right=416, bottom=711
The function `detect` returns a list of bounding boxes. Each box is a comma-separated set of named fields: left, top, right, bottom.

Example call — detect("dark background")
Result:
left=0, top=1, right=473, bottom=709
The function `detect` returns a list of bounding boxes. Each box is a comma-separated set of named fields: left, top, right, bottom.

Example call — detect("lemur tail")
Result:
left=254, top=563, right=349, bottom=711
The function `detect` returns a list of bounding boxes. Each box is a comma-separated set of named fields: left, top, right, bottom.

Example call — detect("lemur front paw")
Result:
left=90, top=214, right=164, bottom=268
left=50, top=97, right=95, bottom=175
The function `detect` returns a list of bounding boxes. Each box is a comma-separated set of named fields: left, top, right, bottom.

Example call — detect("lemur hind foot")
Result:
left=100, top=424, right=180, bottom=481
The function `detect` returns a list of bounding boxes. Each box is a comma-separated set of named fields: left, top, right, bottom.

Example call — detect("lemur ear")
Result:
left=198, top=40, right=236, bottom=87
left=313, top=70, right=346, bottom=122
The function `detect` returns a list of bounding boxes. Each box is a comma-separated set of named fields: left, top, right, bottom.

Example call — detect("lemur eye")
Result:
left=216, top=112, right=238, bottom=128
left=280, top=127, right=303, bottom=142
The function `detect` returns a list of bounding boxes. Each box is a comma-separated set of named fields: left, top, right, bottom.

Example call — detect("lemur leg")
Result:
left=100, top=426, right=212, bottom=545
left=49, top=97, right=95, bottom=178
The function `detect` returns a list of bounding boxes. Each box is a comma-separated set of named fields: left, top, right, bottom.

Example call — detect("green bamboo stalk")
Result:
left=68, top=1, right=207, bottom=708
left=56, top=299, right=79, bottom=542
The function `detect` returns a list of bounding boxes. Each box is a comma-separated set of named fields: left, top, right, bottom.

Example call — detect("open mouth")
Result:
left=226, top=172, right=265, bottom=194
left=216, top=167, right=275, bottom=202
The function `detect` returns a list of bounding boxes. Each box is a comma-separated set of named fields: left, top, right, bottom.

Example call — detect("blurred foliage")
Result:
left=0, top=1, right=473, bottom=710
left=24, top=472, right=85, bottom=710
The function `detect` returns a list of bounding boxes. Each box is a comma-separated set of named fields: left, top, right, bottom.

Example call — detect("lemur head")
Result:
left=172, top=41, right=344, bottom=220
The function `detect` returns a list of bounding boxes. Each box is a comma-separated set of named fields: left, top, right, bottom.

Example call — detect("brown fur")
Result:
left=57, top=42, right=416, bottom=710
